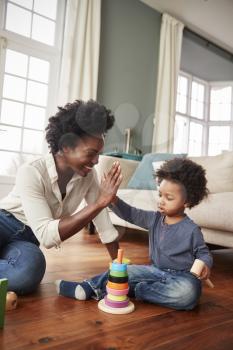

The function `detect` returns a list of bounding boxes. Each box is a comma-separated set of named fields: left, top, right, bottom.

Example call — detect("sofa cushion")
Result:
left=189, top=152, right=233, bottom=193
left=188, top=192, right=233, bottom=232
left=127, top=153, right=186, bottom=190
left=95, top=155, right=139, bottom=188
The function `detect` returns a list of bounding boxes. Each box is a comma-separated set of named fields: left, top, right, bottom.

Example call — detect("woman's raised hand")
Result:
left=97, top=161, right=123, bottom=207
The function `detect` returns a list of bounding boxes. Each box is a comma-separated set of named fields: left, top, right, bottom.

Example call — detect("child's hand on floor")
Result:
left=199, top=264, right=211, bottom=280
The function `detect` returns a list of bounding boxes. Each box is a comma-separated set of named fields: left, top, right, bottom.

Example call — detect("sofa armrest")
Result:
left=95, top=155, right=139, bottom=188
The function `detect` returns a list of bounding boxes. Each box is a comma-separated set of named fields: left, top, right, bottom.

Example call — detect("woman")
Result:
left=0, top=100, right=122, bottom=295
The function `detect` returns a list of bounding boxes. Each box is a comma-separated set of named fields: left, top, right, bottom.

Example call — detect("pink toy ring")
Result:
left=104, top=296, right=129, bottom=308
left=106, top=286, right=129, bottom=296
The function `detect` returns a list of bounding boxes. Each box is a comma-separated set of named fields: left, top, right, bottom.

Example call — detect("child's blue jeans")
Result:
left=0, top=209, right=46, bottom=295
left=86, top=264, right=202, bottom=310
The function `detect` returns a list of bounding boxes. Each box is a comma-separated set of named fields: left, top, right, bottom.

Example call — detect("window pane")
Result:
left=210, top=102, right=231, bottom=121
left=191, top=81, right=205, bottom=119
left=1, top=99, right=24, bottom=126
left=208, top=126, right=230, bottom=156
left=34, top=0, right=57, bottom=20
left=176, top=95, right=187, bottom=114
left=29, top=57, right=50, bottom=83
left=191, top=100, right=204, bottom=119
left=10, top=0, right=33, bottom=10
left=24, top=105, right=46, bottom=129
left=192, top=82, right=204, bottom=102
left=211, top=86, right=231, bottom=103
left=177, top=76, right=188, bottom=95
left=173, top=115, right=188, bottom=154
left=3, top=75, right=26, bottom=102
left=191, top=81, right=198, bottom=100
left=0, top=125, right=21, bottom=151
left=188, top=122, right=203, bottom=156
left=5, top=3, right=31, bottom=37
left=5, top=49, right=28, bottom=77
left=197, top=102, right=204, bottom=119
left=176, top=76, right=188, bottom=114
left=32, top=14, right=55, bottom=46
left=209, top=86, right=232, bottom=121
left=22, top=129, right=44, bottom=153
left=26, top=81, right=48, bottom=106
left=198, top=85, right=204, bottom=102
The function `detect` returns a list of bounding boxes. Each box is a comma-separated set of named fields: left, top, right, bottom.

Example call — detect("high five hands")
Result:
left=97, top=161, right=122, bottom=207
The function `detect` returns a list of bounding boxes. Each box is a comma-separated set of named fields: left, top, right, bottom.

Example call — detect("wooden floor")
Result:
left=1, top=228, right=233, bottom=350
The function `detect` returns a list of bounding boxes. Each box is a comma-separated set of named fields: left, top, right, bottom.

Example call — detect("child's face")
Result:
left=157, top=179, right=187, bottom=217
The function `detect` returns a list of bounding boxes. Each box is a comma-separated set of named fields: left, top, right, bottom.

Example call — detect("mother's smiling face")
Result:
left=61, top=134, right=104, bottom=177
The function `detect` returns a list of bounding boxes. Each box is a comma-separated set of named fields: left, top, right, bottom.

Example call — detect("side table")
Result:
left=104, top=151, right=143, bottom=161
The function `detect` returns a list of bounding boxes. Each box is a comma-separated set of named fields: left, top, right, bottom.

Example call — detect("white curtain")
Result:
left=152, top=13, right=184, bottom=153
left=0, top=37, right=7, bottom=136
left=58, top=0, right=101, bottom=105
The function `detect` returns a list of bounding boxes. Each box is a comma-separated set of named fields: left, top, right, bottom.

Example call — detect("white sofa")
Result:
left=0, top=176, right=15, bottom=199
left=95, top=154, right=233, bottom=248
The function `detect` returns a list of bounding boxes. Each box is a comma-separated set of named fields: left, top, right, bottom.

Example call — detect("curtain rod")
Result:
left=184, top=27, right=233, bottom=62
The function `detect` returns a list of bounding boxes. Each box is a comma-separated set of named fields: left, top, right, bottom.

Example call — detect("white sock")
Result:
left=55, top=279, right=61, bottom=294
left=55, top=280, right=87, bottom=300
left=74, top=285, right=86, bottom=300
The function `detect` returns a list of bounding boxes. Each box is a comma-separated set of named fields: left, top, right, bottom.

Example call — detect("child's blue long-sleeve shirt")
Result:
left=110, top=198, right=213, bottom=270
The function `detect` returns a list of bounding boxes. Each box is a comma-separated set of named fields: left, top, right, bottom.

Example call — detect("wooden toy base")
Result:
left=98, top=299, right=135, bottom=314
left=6, top=291, right=18, bottom=311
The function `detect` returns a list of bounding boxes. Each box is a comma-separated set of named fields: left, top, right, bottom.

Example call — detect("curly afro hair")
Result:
left=45, top=100, right=115, bottom=154
left=155, top=157, right=209, bottom=208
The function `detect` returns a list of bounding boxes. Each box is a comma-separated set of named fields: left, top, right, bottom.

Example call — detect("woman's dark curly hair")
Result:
left=155, top=157, right=209, bottom=208
left=45, top=100, right=115, bottom=154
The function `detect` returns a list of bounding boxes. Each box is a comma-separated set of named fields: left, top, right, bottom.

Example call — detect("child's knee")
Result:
left=134, top=277, right=201, bottom=310
left=172, top=278, right=201, bottom=310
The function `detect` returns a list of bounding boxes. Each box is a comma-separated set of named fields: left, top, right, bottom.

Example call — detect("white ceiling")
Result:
left=141, top=0, right=233, bottom=53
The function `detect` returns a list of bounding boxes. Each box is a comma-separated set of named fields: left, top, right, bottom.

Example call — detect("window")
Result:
left=0, top=0, right=66, bottom=176
left=174, top=72, right=233, bottom=156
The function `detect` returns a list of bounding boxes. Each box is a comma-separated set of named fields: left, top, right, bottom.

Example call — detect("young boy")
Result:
left=56, top=158, right=213, bottom=310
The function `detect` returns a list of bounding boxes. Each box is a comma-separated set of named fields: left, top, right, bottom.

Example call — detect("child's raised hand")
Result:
left=97, top=162, right=123, bottom=207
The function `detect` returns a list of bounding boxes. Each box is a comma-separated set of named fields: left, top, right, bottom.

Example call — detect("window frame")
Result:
left=0, top=0, right=66, bottom=172
left=175, top=71, right=233, bottom=156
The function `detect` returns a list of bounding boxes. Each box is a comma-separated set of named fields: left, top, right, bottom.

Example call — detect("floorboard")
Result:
left=1, top=228, right=233, bottom=350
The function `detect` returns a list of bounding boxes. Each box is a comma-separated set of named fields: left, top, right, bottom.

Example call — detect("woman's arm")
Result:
left=17, top=162, right=122, bottom=249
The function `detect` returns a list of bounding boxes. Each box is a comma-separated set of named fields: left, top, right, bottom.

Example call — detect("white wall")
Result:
left=141, top=0, right=233, bottom=53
